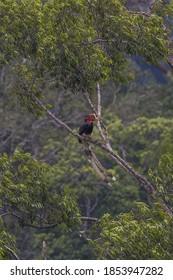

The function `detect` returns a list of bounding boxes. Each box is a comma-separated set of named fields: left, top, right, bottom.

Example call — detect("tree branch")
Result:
left=26, top=93, right=173, bottom=216
left=0, top=212, right=22, bottom=219
left=42, top=240, right=47, bottom=260
left=4, top=245, right=20, bottom=260
left=81, top=216, right=98, bottom=222
left=96, top=83, right=113, bottom=150
left=32, top=92, right=172, bottom=215
left=15, top=69, right=173, bottom=217
left=84, top=84, right=112, bottom=149
left=97, top=82, right=101, bottom=118
left=1, top=209, right=98, bottom=228
left=84, top=91, right=98, bottom=115
left=84, top=90, right=106, bottom=143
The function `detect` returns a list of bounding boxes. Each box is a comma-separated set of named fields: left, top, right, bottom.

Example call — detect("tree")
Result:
left=1, top=0, right=173, bottom=259
left=88, top=154, right=173, bottom=260
left=1, top=0, right=171, bottom=88
left=0, top=218, right=17, bottom=260
left=89, top=202, right=173, bottom=259
left=0, top=149, right=81, bottom=258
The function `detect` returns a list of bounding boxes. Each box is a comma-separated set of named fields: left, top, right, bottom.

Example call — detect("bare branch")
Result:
left=1, top=209, right=98, bottom=228
left=84, top=85, right=111, bottom=148
left=128, top=11, right=151, bottom=17
left=24, top=92, right=173, bottom=215
left=42, top=240, right=47, bottom=260
left=23, top=216, right=98, bottom=228
left=15, top=69, right=173, bottom=217
left=0, top=212, right=22, bottom=219
left=96, top=82, right=109, bottom=144
left=84, top=90, right=106, bottom=144
left=90, top=197, right=99, bottom=213
left=96, top=83, right=113, bottom=150
left=81, top=216, right=98, bottom=222
left=96, top=82, right=101, bottom=118
left=83, top=91, right=97, bottom=115
left=4, top=245, right=20, bottom=260
left=19, top=223, right=58, bottom=229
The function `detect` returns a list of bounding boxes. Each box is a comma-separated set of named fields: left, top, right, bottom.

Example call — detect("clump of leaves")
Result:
left=88, top=202, right=173, bottom=259
left=0, top=0, right=172, bottom=93
left=0, top=149, right=81, bottom=229
left=149, top=153, right=173, bottom=211
left=0, top=218, right=16, bottom=260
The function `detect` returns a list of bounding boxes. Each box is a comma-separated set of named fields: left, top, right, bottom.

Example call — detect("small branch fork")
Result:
left=85, top=83, right=113, bottom=151
left=15, top=68, right=173, bottom=217
left=0, top=211, right=98, bottom=228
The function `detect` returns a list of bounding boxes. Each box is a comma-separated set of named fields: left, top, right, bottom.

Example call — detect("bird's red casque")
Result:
left=78, top=113, right=99, bottom=143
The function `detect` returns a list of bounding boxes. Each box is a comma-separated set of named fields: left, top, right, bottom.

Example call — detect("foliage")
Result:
left=108, top=116, right=173, bottom=170
left=0, top=218, right=16, bottom=260
left=47, top=135, right=140, bottom=217
left=0, top=149, right=81, bottom=258
left=104, top=74, right=173, bottom=122
left=2, top=72, right=173, bottom=258
left=1, top=69, right=173, bottom=259
left=0, top=0, right=172, bottom=94
left=149, top=153, right=173, bottom=212
left=33, top=229, right=92, bottom=260
left=89, top=202, right=173, bottom=259
left=0, top=0, right=173, bottom=260
left=89, top=153, right=173, bottom=260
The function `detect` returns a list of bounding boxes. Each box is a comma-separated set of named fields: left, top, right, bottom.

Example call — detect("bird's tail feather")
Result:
left=82, top=141, right=116, bottom=185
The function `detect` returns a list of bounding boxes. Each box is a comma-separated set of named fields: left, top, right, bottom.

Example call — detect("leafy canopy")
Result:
left=0, top=149, right=81, bottom=229
left=89, top=153, right=173, bottom=260
left=0, top=0, right=171, bottom=92
left=89, top=202, right=173, bottom=259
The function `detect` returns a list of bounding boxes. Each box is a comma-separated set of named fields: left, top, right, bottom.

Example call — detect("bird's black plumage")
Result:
left=78, top=122, right=93, bottom=143
left=79, top=122, right=93, bottom=135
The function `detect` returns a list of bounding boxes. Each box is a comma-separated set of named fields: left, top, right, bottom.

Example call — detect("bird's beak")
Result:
left=95, top=117, right=100, bottom=121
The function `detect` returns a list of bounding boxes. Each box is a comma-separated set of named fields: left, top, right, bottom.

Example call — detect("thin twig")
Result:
left=96, top=82, right=108, bottom=143
left=90, top=197, right=99, bottom=213
left=0, top=212, right=22, bottom=219
left=42, top=240, right=47, bottom=260
left=96, top=82, right=101, bottom=118
left=81, top=216, right=98, bottom=222
left=4, top=245, right=20, bottom=260
left=96, top=82, right=112, bottom=149
left=23, top=223, right=58, bottom=229
left=1, top=211, right=98, bottom=228
left=83, top=92, right=97, bottom=115
left=128, top=11, right=151, bottom=17
left=84, top=86, right=106, bottom=143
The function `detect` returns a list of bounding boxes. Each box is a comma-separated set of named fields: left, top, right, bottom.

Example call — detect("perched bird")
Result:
left=78, top=113, right=116, bottom=184
left=78, top=113, right=99, bottom=143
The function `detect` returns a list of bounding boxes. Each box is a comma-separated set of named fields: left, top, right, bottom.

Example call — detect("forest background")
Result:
left=1, top=0, right=173, bottom=260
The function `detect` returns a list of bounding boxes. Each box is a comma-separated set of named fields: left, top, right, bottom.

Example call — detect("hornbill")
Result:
left=78, top=113, right=99, bottom=143
left=78, top=113, right=116, bottom=184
